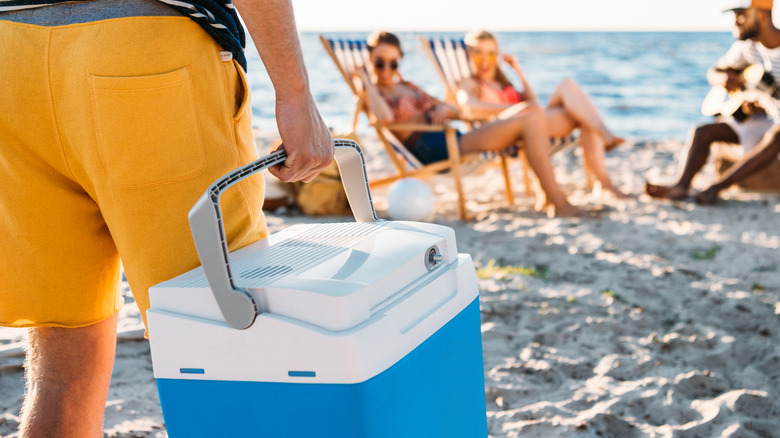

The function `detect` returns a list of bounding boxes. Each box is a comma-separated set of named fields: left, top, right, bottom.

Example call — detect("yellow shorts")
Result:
left=0, top=16, right=267, bottom=329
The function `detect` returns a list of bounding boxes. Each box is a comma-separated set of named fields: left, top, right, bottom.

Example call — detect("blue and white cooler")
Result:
left=147, top=140, right=488, bottom=437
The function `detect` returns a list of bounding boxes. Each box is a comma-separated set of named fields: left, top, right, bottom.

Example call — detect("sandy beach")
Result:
left=1, top=134, right=778, bottom=437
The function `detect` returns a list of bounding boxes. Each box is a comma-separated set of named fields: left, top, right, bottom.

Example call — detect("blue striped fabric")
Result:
left=0, top=0, right=248, bottom=70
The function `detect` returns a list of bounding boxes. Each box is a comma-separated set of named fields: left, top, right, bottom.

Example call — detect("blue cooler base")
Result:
left=156, top=298, right=487, bottom=438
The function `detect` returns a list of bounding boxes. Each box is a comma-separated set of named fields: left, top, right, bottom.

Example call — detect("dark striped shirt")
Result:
left=0, top=0, right=249, bottom=70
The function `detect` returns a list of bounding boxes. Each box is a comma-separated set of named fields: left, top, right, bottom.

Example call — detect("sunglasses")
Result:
left=472, top=53, right=497, bottom=64
left=374, top=59, right=399, bottom=71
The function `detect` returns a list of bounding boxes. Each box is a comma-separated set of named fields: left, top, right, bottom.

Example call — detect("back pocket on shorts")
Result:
left=89, top=66, right=207, bottom=189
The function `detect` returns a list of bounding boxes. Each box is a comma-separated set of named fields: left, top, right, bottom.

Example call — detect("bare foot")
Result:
left=605, top=136, right=626, bottom=152
left=644, top=182, right=688, bottom=200
left=605, top=187, right=635, bottom=200
left=546, top=202, right=599, bottom=218
left=593, top=181, right=634, bottom=199
left=694, top=188, right=720, bottom=205
left=534, top=196, right=548, bottom=213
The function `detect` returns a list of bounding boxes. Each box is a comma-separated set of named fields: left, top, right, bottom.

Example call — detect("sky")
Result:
left=291, top=0, right=767, bottom=32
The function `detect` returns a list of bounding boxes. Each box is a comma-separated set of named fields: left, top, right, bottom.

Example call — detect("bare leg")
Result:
left=545, top=107, right=630, bottom=198
left=645, top=122, right=739, bottom=200
left=460, top=105, right=587, bottom=217
left=547, top=78, right=623, bottom=148
left=20, top=314, right=117, bottom=438
left=579, top=128, right=632, bottom=198
left=496, top=101, right=532, bottom=120
left=696, top=126, right=780, bottom=204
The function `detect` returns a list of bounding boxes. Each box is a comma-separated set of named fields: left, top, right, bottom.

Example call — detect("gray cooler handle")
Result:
left=188, top=139, right=378, bottom=330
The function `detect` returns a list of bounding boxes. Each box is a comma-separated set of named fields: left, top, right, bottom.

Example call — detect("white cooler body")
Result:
left=147, top=221, right=487, bottom=438
left=147, top=141, right=487, bottom=437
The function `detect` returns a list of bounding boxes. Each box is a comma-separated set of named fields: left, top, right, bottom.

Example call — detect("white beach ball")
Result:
left=387, top=178, right=435, bottom=222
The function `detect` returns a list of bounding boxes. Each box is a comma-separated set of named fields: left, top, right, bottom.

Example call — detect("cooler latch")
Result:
left=425, top=245, right=443, bottom=271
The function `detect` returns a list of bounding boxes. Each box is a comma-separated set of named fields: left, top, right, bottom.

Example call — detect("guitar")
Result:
left=701, top=64, right=779, bottom=122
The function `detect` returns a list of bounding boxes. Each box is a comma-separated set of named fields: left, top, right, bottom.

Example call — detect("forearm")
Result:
left=361, top=81, right=394, bottom=122
left=459, top=96, right=509, bottom=119
left=232, top=0, right=333, bottom=184
left=438, top=102, right=461, bottom=120
left=233, top=0, right=309, bottom=101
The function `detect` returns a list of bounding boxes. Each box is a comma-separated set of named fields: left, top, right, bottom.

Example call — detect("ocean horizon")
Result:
left=244, top=31, right=734, bottom=143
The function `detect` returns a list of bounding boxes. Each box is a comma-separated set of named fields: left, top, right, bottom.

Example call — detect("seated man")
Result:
left=645, top=0, right=780, bottom=204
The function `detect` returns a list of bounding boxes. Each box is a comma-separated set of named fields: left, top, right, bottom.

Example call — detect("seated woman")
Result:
left=356, top=31, right=588, bottom=218
left=457, top=30, right=630, bottom=199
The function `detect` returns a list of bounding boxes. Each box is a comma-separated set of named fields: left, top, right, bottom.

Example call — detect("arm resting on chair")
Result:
left=456, top=77, right=512, bottom=120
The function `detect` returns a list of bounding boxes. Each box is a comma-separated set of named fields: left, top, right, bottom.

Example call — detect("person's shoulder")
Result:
left=726, top=39, right=754, bottom=52
left=399, top=79, right=428, bottom=95
left=756, top=39, right=780, bottom=53
left=742, top=39, right=779, bottom=62
left=718, top=39, right=757, bottom=66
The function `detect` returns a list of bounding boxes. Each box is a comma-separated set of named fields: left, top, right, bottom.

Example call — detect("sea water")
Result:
left=245, top=31, right=733, bottom=143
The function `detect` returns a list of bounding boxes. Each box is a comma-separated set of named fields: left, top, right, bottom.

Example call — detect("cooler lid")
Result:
left=150, top=220, right=457, bottom=332
left=230, top=220, right=457, bottom=331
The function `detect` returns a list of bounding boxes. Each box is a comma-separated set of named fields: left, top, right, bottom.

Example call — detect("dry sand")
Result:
left=1, top=135, right=778, bottom=437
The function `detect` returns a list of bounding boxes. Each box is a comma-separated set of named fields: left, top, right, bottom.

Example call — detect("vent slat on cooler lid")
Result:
left=230, top=222, right=387, bottom=287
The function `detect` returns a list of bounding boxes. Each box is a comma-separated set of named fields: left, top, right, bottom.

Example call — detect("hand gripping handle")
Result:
left=188, top=139, right=378, bottom=330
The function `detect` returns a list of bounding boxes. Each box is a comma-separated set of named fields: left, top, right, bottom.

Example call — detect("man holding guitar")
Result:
left=646, top=0, right=780, bottom=204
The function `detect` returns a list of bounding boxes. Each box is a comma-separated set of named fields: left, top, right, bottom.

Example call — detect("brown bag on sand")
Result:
left=263, top=133, right=357, bottom=216
left=292, top=159, right=352, bottom=216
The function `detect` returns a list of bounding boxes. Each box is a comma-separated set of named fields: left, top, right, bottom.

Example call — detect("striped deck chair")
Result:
left=419, top=36, right=582, bottom=196
left=320, top=35, right=517, bottom=220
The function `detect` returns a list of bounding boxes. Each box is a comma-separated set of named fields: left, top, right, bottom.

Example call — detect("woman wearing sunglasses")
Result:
left=356, top=31, right=588, bottom=217
left=458, top=30, right=630, bottom=199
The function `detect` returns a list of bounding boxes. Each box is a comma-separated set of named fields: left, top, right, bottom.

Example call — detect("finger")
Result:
left=276, top=142, right=292, bottom=166
left=268, top=155, right=303, bottom=182
left=278, top=156, right=321, bottom=183
left=269, top=165, right=301, bottom=183
left=267, top=166, right=284, bottom=182
left=268, top=164, right=295, bottom=182
left=278, top=146, right=302, bottom=175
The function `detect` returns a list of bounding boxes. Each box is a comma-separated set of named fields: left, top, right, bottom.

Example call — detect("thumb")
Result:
left=276, top=143, right=295, bottom=170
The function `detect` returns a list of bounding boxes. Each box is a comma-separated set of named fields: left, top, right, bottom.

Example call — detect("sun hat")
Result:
left=723, top=0, right=773, bottom=11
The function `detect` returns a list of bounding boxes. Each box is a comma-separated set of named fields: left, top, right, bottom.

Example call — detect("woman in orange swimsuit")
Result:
left=458, top=30, right=631, bottom=199
left=356, top=31, right=588, bottom=217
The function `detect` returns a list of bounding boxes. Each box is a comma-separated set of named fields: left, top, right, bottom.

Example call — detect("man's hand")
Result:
left=428, top=104, right=450, bottom=124
left=741, top=101, right=766, bottom=118
left=269, top=93, right=334, bottom=183
left=725, top=68, right=746, bottom=92
left=502, top=53, right=521, bottom=71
